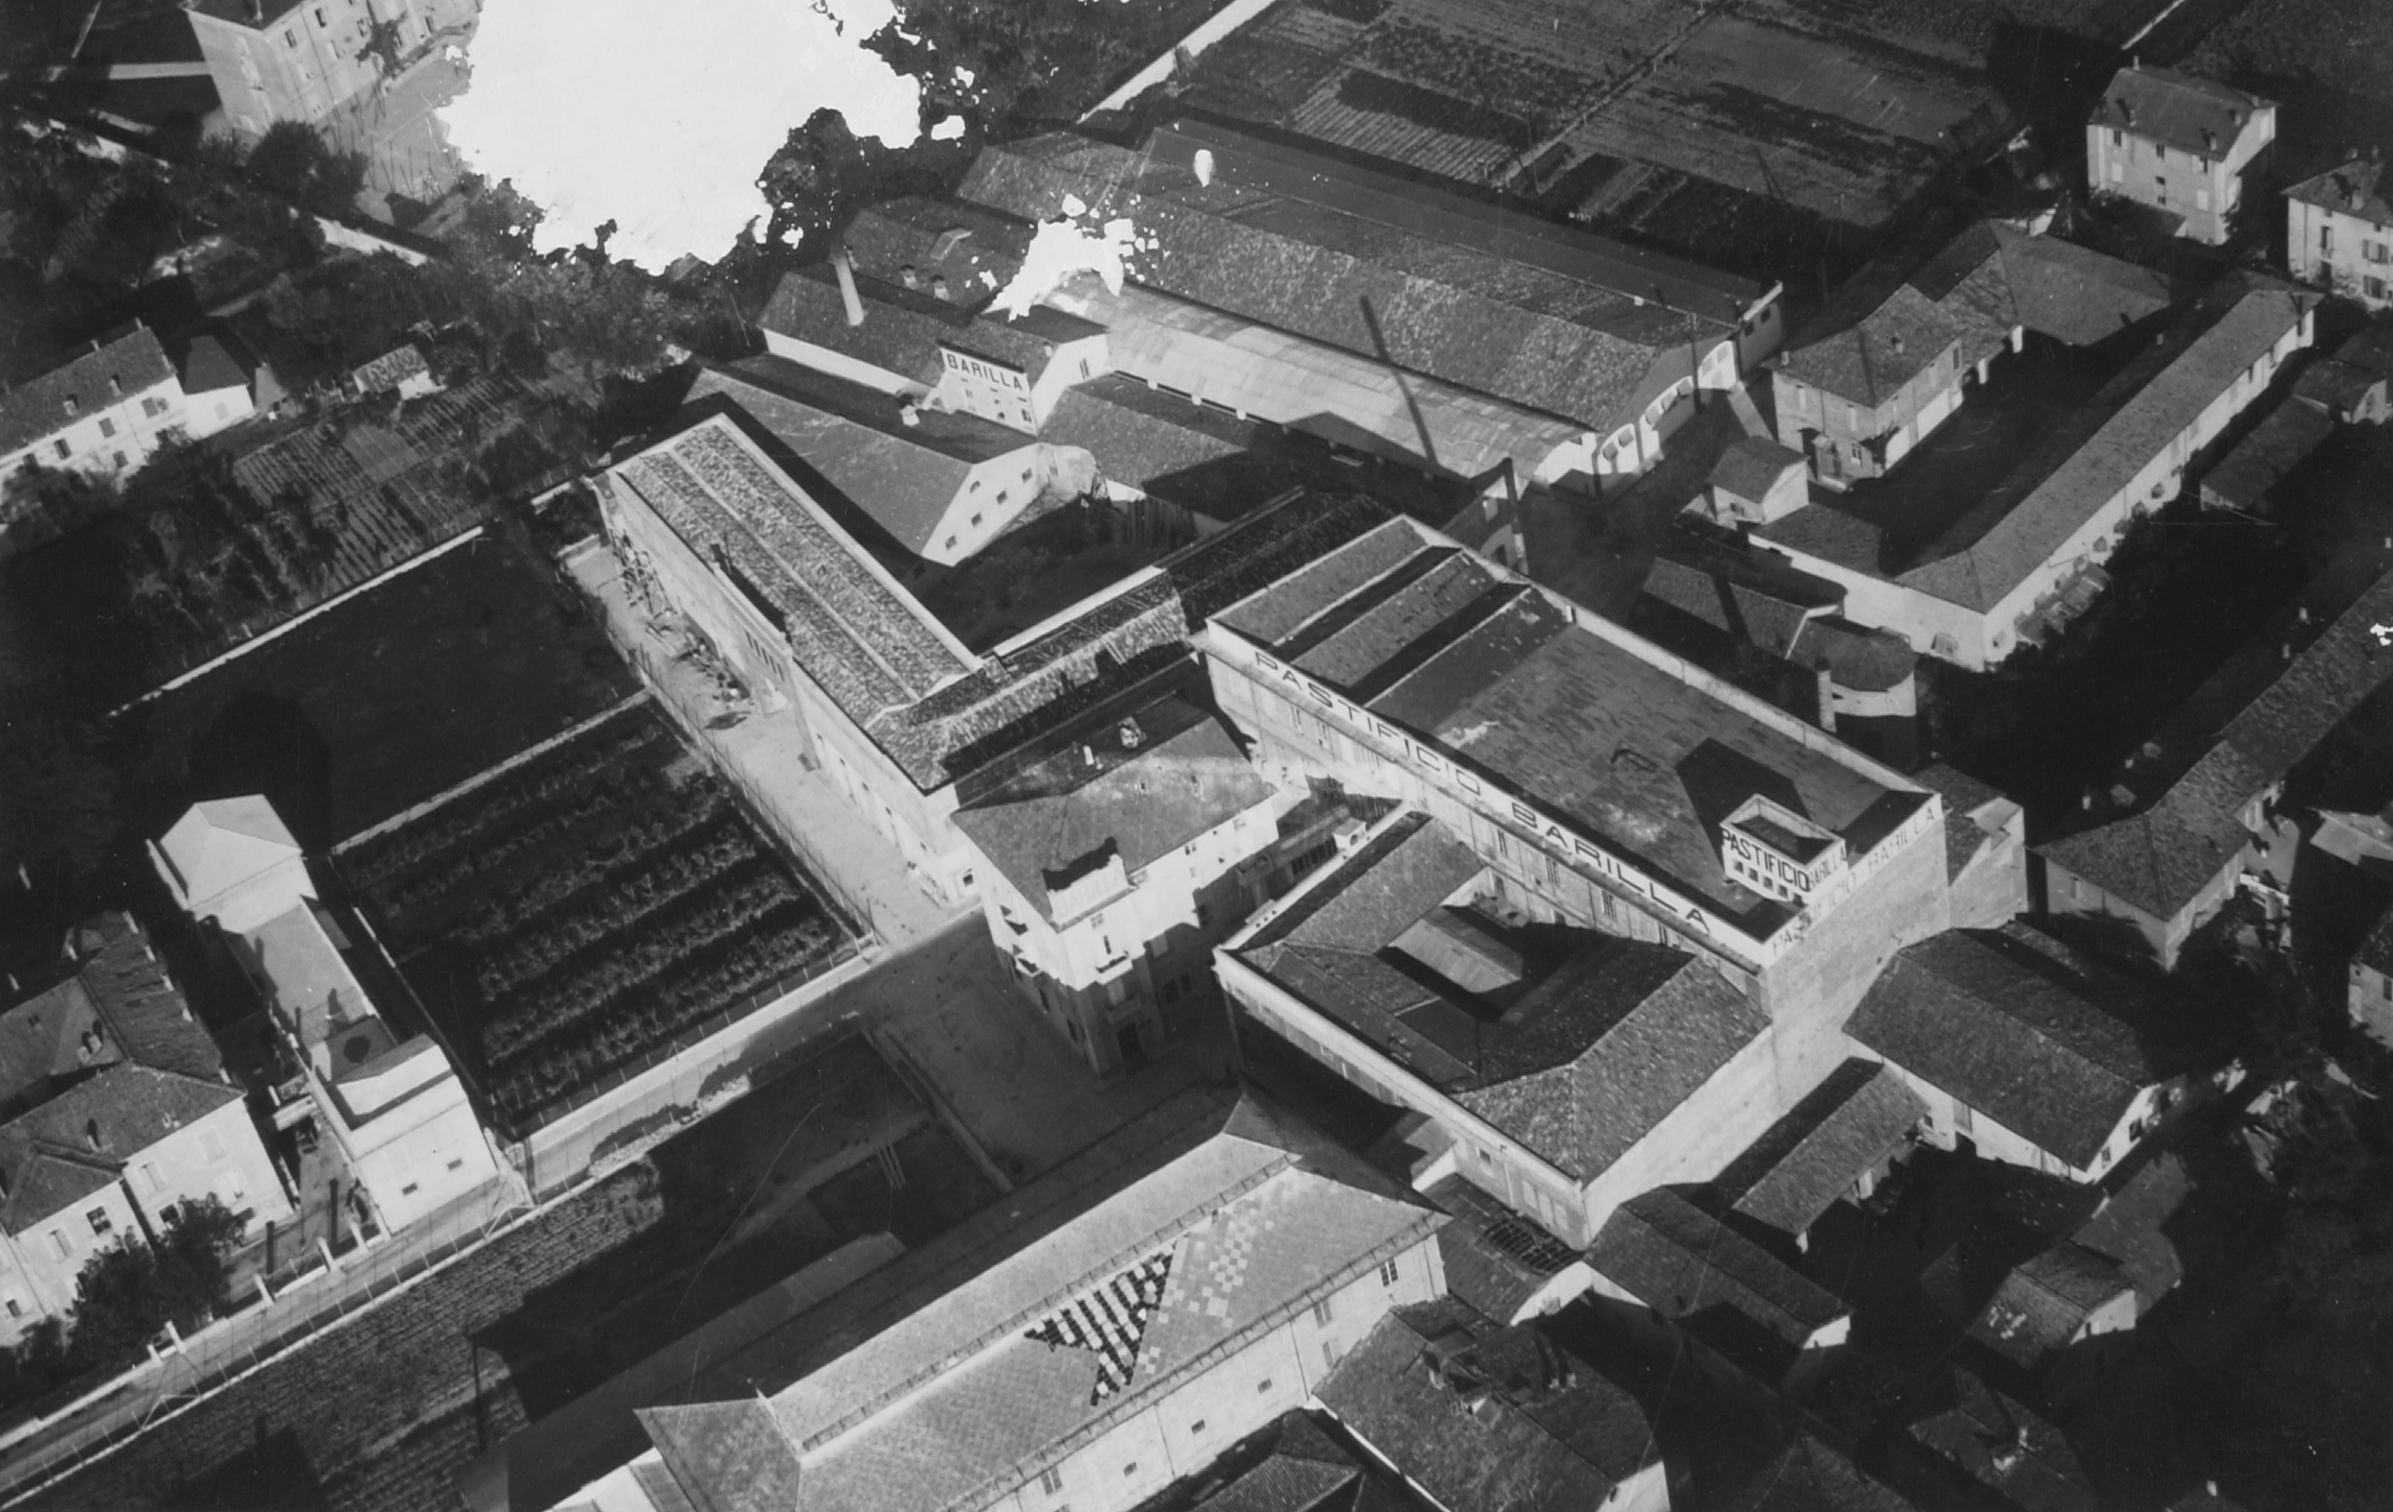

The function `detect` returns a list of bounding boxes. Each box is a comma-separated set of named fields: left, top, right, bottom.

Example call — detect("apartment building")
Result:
left=2087, top=64, right=2276, bottom=246
left=0, top=324, right=186, bottom=486
left=184, top=0, right=477, bottom=139
left=2284, top=154, right=2393, bottom=308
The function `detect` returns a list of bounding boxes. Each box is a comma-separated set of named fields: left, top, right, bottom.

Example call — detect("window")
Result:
left=2153, top=144, right=2166, bottom=164
left=1122, top=1464, right=1137, bottom=1479
left=3, top=1298, right=19, bottom=1319
left=86, top=1208, right=112, bottom=1237
left=49, top=1231, right=70, bottom=1260
left=1321, top=1341, right=1339, bottom=1369
left=1020, top=468, right=1033, bottom=482
left=315, top=6, right=326, bottom=21
left=284, top=27, right=297, bottom=46
left=97, top=417, right=115, bottom=438
left=2196, top=187, right=2212, bottom=212
left=2371, top=276, right=2388, bottom=301
left=400, top=1181, right=420, bottom=1196
left=1311, top=1297, right=1335, bottom=1326
left=1195, top=901, right=1213, bottom=929
left=138, top=1163, right=162, bottom=1195
left=1379, top=1258, right=1401, bottom=1286
left=447, top=1156, right=465, bottom=1172
left=2108, top=161, right=2124, bottom=184
left=52, top=440, right=69, bottom=460
left=1190, top=1420, right=1207, bottom=1435
left=142, top=396, right=169, bottom=418
left=1954, top=1101, right=1974, bottom=1135
left=1038, top=1468, right=1064, bottom=1496
left=2323, top=225, right=2335, bottom=253
left=944, top=535, right=958, bottom=549
left=970, top=513, right=983, bottom=526
left=2154, top=176, right=2167, bottom=206
left=2110, top=128, right=2123, bottom=148
left=111, top=452, right=126, bottom=469
left=2371, top=240, right=2391, bottom=265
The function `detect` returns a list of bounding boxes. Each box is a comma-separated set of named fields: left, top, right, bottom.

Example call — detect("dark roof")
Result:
left=1425, top=1175, right=1579, bottom=1323
left=1644, top=525, right=1842, bottom=659
left=840, top=196, right=1038, bottom=299
left=1845, top=926, right=2190, bottom=1168
left=953, top=694, right=1274, bottom=922
left=1219, top=523, right=1922, bottom=930
left=1716, top=1432, right=1922, bottom=1512
left=1945, top=224, right=2175, bottom=353
left=0, top=323, right=174, bottom=455
left=1710, top=437, right=1807, bottom=502
left=1969, top=1241, right=2132, bottom=1368
left=2334, top=322, right=2393, bottom=379
left=1789, top=618, right=1919, bottom=694
left=2293, top=358, right=2386, bottom=411
left=185, top=0, right=308, bottom=27
left=2092, top=66, right=2271, bottom=159
left=1913, top=763, right=2012, bottom=882
left=1780, top=285, right=1963, bottom=407
left=2200, top=396, right=2333, bottom=511
left=2283, top=156, right=2393, bottom=223
left=959, top=130, right=1719, bottom=432
left=687, top=358, right=1034, bottom=557
left=0, top=1065, right=240, bottom=1234
left=1714, top=1058, right=1926, bottom=1237
left=1588, top=1189, right=1847, bottom=1382
left=1904, top=1368, right=2099, bottom=1512
left=2039, top=560, right=2393, bottom=918
left=1762, top=281, right=2312, bottom=614
left=2071, top=1150, right=2193, bottom=1308
left=1316, top=1298, right=1657, bottom=1509
left=1178, top=1414, right=1365, bottom=1512
left=756, top=265, right=1102, bottom=386
left=179, top=333, right=252, bottom=397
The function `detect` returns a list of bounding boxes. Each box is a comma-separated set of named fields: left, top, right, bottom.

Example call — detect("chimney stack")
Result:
left=832, top=245, right=865, bottom=328
left=1193, top=148, right=1215, bottom=187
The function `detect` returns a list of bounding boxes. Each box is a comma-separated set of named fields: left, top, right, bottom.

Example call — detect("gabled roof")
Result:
left=1968, top=1241, right=2132, bottom=1368
left=2092, top=66, right=2271, bottom=159
left=1779, top=285, right=1963, bottom=408
left=1588, top=1188, right=1847, bottom=1381
left=2293, top=358, right=2386, bottom=411
left=953, top=694, right=1273, bottom=923
left=1904, top=1368, right=2099, bottom=1512
left=1846, top=926, right=2191, bottom=1167
left=2071, top=1150, right=2194, bottom=1307
left=0, top=1064, right=239, bottom=1234
left=685, top=358, right=1038, bottom=558
left=1716, top=1432, right=1922, bottom=1512
left=840, top=196, right=1037, bottom=299
left=2039, top=560, right=2393, bottom=919
left=152, top=797, right=303, bottom=917
left=2200, top=396, right=2333, bottom=512
left=1913, top=762, right=2013, bottom=882
left=1316, top=1298, right=1657, bottom=1510
left=0, top=323, right=176, bottom=455
left=1714, top=1058, right=1925, bottom=1237
left=635, top=1093, right=1439, bottom=1512
left=179, top=333, right=253, bottom=398
left=2334, top=322, right=2393, bottom=379
left=756, top=265, right=1102, bottom=389
left=2283, top=155, right=2393, bottom=223
left=958, top=130, right=1715, bottom=434
left=1709, top=436, right=1806, bottom=503
left=1425, top=1175, right=1580, bottom=1324
left=1182, top=1413, right=1366, bottom=1512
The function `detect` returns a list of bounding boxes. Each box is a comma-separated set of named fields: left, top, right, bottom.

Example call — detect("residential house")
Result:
left=0, top=912, right=290, bottom=1341
left=1773, top=220, right=2172, bottom=487
left=1890, top=1368, right=2099, bottom=1512
left=529, top=1091, right=1449, bottom=1512
left=1587, top=1187, right=1852, bottom=1397
left=178, top=332, right=275, bottom=439
left=2197, top=395, right=2333, bottom=514
left=1220, top=810, right=1779, bottom=1247
left=960, top=117, right=1780, bottom=489
left=598, top=407, right=1395, bottom=908
left=956, top=688, right=1280, bottom=1080
left=839, top=194, right=1039, bottom=306
left=2292, top=355, right=2391, bottom=425
left=1967, top=1241, right=2139, bottom=1375
left=684, top=358, right=1092, bottom=565
left=1423, top=1174, right=1594, bottom=1326
left=1710, top=1057, right=1927, bottom=1251
left=350, top=343, right=438, bottom=400
left=2039, top=561, right=2393, bottom=966
left=1761, top=278, right=2314, bottom=668
left=151, top=797, right=499, bottom=1234
left=0, top=323, right=186, bottom=486
left=2284, top=154, right=2393, bottom=307
left=1199, top=511, right=1950, bottom=1110
left=1844, top=925, right=2229, bottom=1184
left=1706, top=436, right=1809, bottom=524
left=2088, top=64, right=2276, bottom=245
left=1315, top=1297, right=1670, bottom=1512
left=1914, top=764, right=2030, bottom=931
left=2351, top=901, right=2393, bottom=1047
left=185, top=0, right=477, bottom=139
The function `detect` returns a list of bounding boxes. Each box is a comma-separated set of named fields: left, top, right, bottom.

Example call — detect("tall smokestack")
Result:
left=833, top=245, right=864, bottom=328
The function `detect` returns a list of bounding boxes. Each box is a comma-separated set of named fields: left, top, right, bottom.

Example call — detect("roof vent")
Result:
left=900, top=264, right=921, bottom=290
left=2117, top=98, right=2134, bottom=127
left=931, top=273, right=951, bottom=301
left=85, top=1118, right=103, bottom=1153
left=1889, top=333, right=1905, bottom=355
left=899, top=401, right=921, bottom=427
left=1080, top=743, right=1097, bottom=768
left=107, top=375, right=122, bottom=398
left=62, top=394, right=78, bottom=417
left=2202, top=128, right=2216, bottom=155
left=1118, top=719, right=1143, bottom=749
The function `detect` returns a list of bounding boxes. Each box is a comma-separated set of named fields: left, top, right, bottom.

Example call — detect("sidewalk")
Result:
left=564, top=543, right=962, bottom=950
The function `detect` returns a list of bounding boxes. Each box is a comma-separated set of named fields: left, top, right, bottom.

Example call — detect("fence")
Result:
left=0, top=1180, right=522, bottom=1504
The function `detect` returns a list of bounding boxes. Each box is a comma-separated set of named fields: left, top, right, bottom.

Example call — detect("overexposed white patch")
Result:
left=442, top=0, right=922, bottom=272
left=988, top=213, right=1139, bottom=319
left=930, top=114, right=966, bottom=141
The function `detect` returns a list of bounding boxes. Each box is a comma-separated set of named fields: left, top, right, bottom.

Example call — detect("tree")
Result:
left=63, top=1196, right=246, bottom=1375
left=243, top=122, right=369, bottom=220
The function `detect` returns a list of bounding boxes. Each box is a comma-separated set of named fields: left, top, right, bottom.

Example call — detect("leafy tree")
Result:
left=243, top=122, right=369, bottom=220
left=63, top=1196, right=246, bottom=1374
left=755, top=107, right=968, bottom=263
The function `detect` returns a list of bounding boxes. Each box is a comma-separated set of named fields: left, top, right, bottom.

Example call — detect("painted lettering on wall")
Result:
left=1722, top=828, right=1815, bottom=894
left=941, top=348, right=1027, bottom=391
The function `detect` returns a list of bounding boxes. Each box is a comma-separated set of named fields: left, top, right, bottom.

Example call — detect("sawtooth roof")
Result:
left=1763, top=280, right=2313, bottom=614
left=1714, top=1058, right=1926, bottom=1237
left=2092, top=66, right=2271, bottom=159
left=0, top=323, right=175, bottom=456
left=953, top=694, right=1274, bottom=923
left=1587, top=1188, right=1848, bottom=1381
left=1845, top=926, right=2196, bottom=1168
left=1316, top=1298, right=1657, bottom=1509
left=958, top=131, right=1716, bottom=433
left=2038, top=560, right=2393, bottom=919
left=1217, top=522, right=1923, bottom=929
left=637, top=1093, right=1440, bottom=1512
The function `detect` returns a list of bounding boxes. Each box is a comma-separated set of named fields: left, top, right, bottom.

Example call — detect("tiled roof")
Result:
left=1904, top=1368, right=2099, bottom=1512
left=1643, top=526, right=1841, bottom=660
left=1424, top=1175, right=1578, bottom=1323
left=179, top=333, right=252, bottom=397
left=953, top=694, right=1274, bottom=923
left=1219, top=522, right=1922, bottom=927
left=1779, top=285, right=1964, bottom=408
left=757, top=266, right=1101, bottom=389
left=2285, top=156, right=2393, bottom=222
left=1913, top=763, right=2011, bottom=881
left=1714, top=1058, right=1925, bottom=1237
left=1181, top=1413, right=1362, bottom=1512
left=153, top=796, right=303, bottom=915
left=1845, top=926, right=2188, bottom=1167
left=2293, top=358, right=2385, bottom=411
left=1716, top=1432, right=1922, bottom=1512
left=2039, top=560, right=2393, bottom=918
left=2092, top=67, right=2271, bottom=159
left=1790, top=617, right=1919, bottom=694
left=0, top=1064, right=239, bottom=1233
left=2334, top=322, right=2393, bottom=379
left=958, top=132, right=1704, bottom=432
left=1766, top=281, right=2313, bottom=614
left=0, top=911, right=226, bottom=1122
left=1709, top=436, right=1806, bottom=503
left=840, top=196, right=1037, bottom=299
left=687, top=358, right=1035, bottom=558
left=1591, top=1190, right=1847, bottom=1365
left=0, top=323, right=175, bottom=455
left=1316, top=1298, right=1656, bottom=1509
left=1905, top=223, right=2173, bottom=362
left=1969, top=1241, right=2131, bottom=1368
left=2200, top=397, right=2333, bottom=512
left=2071, top=1150, right=2193, bottom=1308
left=642, top=1094, right=1440, bottom=1512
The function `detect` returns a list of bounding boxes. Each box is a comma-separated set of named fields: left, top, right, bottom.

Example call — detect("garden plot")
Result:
left=339, top=703, right=855, bottom=1130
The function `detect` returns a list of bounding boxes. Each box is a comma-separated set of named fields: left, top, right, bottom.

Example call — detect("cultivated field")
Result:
left=339, top=702, right=856, bottom=1130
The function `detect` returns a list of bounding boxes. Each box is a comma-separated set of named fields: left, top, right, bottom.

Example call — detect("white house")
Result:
left=2284, top=154, right=2393, bottom=309
left=0, top=912, right=291, bottom=1342
left=152, top=797, right=500, bottom=1234
left=2087, top=64, right=2276, bottom=245
left=0, top=323, right=187, bottom=487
